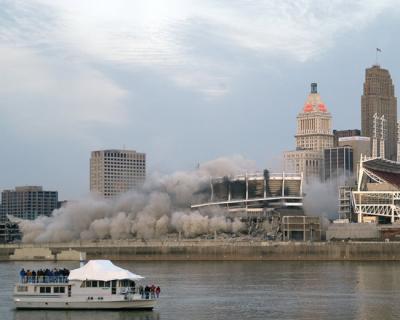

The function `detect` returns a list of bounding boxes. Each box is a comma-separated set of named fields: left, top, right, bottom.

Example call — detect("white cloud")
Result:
left=1, top=0, right=398, bottom=98
left=0, top=46, right=127, bottom=138
left=25, top=0, right=397, bottom=95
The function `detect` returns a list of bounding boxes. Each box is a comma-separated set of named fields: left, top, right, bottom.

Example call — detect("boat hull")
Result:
left=14, top=299, right=155, bottom=310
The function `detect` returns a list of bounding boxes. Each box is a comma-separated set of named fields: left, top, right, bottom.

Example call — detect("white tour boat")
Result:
left=13, top=260, right=158, bottom=310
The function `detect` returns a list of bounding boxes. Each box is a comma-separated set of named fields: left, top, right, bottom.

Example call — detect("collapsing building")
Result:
left=191, top=170, right=304, bottom=217
left=190, top=170, right=321, bottom=241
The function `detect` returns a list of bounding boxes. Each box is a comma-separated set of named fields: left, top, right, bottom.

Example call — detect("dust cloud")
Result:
left=303, top=175, right=352, bottom=221
left=18, top=156, right=254, bottom=243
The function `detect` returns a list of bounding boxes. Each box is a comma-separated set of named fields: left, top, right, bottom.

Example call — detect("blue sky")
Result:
left=1, top=0, right=399, bottom=199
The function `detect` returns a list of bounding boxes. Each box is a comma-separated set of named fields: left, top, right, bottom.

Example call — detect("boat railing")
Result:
left=20, top=276, right=69, bottom=284
left=136, top=287, right=160, bottom=299
left=120, top=286, right=159, bottom=297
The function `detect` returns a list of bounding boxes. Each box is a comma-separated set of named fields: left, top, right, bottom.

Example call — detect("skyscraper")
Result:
left=338, top=136, right=370, bottom=174
left=295, top=83, right=334, bottom=152
left=90, top=149, right=146, bottom=199
left=361, top=65, right=397, bottom=160
left=323, top=146, right=353, bottom=181
left=284, top=83, right=334, bottom=181
left=1, top=186, right=58, bottom=220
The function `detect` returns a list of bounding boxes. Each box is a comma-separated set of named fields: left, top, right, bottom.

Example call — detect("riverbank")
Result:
left=1, top=239, right=400, bottom=261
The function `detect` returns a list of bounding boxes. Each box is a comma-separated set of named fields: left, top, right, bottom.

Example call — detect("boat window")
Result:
left=39, top=287, right=51, bottom=294
left=105, top=281, right=110, bottom=288
left=54, top=286, right=65, bottom=293
left=83, top=281, right=98, bottom=288
left=99, top=281, right=105, bottom=287
left=120, top=280, right=129, bottom=287
left=111, top=280, right=117, bottom=295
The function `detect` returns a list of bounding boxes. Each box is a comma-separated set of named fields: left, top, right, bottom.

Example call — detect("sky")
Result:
left=1, top=0, right=400, bottom=200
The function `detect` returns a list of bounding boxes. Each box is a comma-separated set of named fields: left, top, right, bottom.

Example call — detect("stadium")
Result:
left=191, top=170, right=304, bottom=218
left=351, top=156, right=400, bottom=223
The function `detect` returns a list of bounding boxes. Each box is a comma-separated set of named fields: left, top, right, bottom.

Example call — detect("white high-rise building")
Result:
left=284, top=83, right=334, bottom=181
left=90, top=149, right=146, bottom=198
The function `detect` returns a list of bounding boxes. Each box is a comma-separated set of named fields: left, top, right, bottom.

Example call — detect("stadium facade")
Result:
left=191, top=170, right=304, bottom=218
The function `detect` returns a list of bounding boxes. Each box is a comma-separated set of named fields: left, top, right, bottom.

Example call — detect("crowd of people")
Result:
left=138, top=284, right=161, bottom=299
left=19, top=268, right=70, bottom=283
left=19, top=267, right=161, bottom=300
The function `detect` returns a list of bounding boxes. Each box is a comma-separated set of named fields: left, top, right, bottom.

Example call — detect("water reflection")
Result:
left=3, top=261, right=400, bottom=320
left=14, top=310, right=160, bottom=320
left=354, top=263, right=400, bottom=320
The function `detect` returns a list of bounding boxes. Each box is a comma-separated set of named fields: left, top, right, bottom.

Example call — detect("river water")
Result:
left=1, top=260, right=400, bottom=319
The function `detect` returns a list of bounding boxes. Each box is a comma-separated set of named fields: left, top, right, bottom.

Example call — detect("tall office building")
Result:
left=338, top=136, right=370, bottom=175
left=294, top=83, right=334, bottom=152
left=284, top=83, right=334, bottom=181
left=1, top=186, right=58, bottom=220
left=90, top=149, right=146, bottom=199
left=361, top=65, right=397, bottom=160
left=324, top=146, right=353, bottom=181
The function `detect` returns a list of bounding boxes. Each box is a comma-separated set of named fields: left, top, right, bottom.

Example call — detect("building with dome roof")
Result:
left=284, top=83, right=334, bottom=181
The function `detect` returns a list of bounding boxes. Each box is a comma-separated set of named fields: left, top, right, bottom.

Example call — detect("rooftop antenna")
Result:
left=375, top=48, right=382, bottom=66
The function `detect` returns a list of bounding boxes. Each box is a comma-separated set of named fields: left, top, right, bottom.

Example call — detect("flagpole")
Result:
left=376, top=48, right=382, bottom=66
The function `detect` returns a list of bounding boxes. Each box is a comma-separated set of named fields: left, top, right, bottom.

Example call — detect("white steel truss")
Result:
left=352, top=191, right=400, bottom=222
left=363, top=168, right=386, bottom=184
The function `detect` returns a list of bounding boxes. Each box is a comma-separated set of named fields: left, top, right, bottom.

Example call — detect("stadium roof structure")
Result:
left=352, top=156, right=400, bottom=223
left=190, top=172, right=304, bottom=217
left=359, top=157, right=400, bottom=190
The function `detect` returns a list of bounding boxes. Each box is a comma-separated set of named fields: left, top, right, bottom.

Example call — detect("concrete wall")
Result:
left=1, top=239, right=400, bottom=261
left=326, top=223, right=379, bottom=241
left=9, top=248, right=53, bottom=261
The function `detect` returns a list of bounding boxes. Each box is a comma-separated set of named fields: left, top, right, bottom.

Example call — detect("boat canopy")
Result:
left=68, top=260, right=144, bottom=281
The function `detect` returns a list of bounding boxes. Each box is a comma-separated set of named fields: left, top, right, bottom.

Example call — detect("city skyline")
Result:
left=1, top=1, right=400, bottom=199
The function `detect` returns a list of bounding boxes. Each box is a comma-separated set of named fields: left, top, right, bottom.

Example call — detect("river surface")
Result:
left=1, top=260, right=400, bottom=319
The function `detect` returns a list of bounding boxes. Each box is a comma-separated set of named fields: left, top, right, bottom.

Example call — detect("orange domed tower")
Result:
left=283, top=83, right=334, bottom=181
left=295, top=83, right=334, bottom=151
